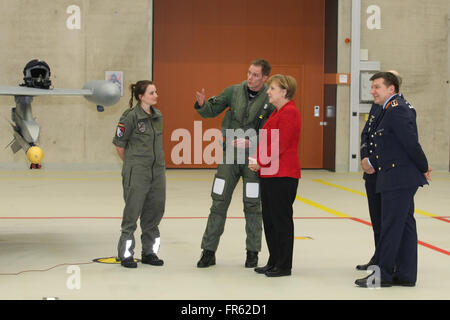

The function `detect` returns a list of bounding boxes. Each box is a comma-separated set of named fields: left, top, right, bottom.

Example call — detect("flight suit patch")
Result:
left=137, top=121, right=146, bottom=133
left=391, top=100, right=399, bottom=107
left=117, top=123, right=125, bottom=137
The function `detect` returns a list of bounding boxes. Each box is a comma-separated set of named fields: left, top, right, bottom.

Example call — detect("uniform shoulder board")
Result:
left=405, top=100, right=414, bottom=109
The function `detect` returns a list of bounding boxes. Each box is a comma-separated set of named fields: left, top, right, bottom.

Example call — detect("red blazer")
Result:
left=256, top=100, right=302, bottom=179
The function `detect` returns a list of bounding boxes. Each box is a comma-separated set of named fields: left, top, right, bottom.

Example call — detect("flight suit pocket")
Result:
left=155, top=132, right=165, bottom=166
left=152, top=117, right=163, bottom=132
left=122, top=166, right=133, bottom=190
left=134, top=119, right=151, bottom=136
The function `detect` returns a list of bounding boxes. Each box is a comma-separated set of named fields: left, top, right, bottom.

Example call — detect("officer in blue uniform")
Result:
left=356, top=72, right=431, bottom=287
left=358, top=101, right=383, bottom=270
left=357, top=71, right=405, bottom=271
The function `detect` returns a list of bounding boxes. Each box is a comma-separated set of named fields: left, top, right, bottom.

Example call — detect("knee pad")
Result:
left=211, top=174, right=227, bottom=201
left=243, top=180, right=260, bottom=205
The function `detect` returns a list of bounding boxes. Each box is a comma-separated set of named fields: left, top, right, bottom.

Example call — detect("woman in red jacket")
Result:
left=249, top=74, right=301, bottom=277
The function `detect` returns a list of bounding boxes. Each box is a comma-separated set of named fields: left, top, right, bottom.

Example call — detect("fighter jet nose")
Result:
left=27, top=146, right=44, bottom=165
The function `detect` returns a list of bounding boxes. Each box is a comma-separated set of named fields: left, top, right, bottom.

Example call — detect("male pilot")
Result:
left=356, top=72, right=431, bottom=288
left=194, top=59, right=275, bottom=268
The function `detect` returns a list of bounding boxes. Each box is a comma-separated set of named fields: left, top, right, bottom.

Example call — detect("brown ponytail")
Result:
left=129, top=84, right=136, bottom=108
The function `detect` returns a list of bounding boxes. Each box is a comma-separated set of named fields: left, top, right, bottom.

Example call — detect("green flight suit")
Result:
left=113, top=104, right=166, bottom=261
left=195, top=80, right=274, bottom=252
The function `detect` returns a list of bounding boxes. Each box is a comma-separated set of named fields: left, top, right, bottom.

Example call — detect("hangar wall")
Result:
left=335, top=0, right=352, bottom=172
left=360, top=0, right=449, bottom=172
left=0, top=0, right=448, bottom=172
left=0, top=0, right=153, bottom=169
left=336, top=0, right=449, bottom=172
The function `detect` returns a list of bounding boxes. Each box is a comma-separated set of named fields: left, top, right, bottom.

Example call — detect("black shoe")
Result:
left=392, top=277, right=416, bottom=287
left=356, top=260, right=376, bottom=271
left=254, top=264, right=274, bottom=274
left=355, top=273, right=392, bottom=288
left=142, top=253, right=164, bottom=266
left=245, top=251, right=258, bottom=268
left=265, top=267, right=291, bottom=277
left=197, top=250, right=216, bottom=268
left=121, top=257, right=137, bottom=268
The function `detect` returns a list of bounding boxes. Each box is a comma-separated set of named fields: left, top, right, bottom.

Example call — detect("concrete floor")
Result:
left=0, top=169, right=449, bottom=301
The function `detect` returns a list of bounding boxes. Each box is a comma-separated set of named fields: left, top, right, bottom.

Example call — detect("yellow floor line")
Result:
left=296, top=196, right=351, bottom=218
left=414, top=209, right=438, bottom=218
left=312, top=179, right=367, bottom=197
left=294, top=236, right=313, bottom=240
left=312, top=179, right=439, bottom=218
left=296, top=195, right=450, bottom=256
left=167, top=178, right=210, bottom=181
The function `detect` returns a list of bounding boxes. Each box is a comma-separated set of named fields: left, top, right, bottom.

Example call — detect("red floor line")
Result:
left=0, top=216, right=354, bottom=220
left=2, top=216, right=449, bottom=221
left=348, top=218, right=450, bottom=256
left=1, top=216, right=448, bottom=255
left=433, top=217, right=450, bottom=223
left=418, top=240, right=450, bottom=256
left=350, top=217, right=373, bottom=227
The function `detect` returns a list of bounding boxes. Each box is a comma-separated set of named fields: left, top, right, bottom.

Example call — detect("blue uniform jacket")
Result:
left=360, top=103, right=383, bottom=181
left=369, top=94, right=428, bottom=193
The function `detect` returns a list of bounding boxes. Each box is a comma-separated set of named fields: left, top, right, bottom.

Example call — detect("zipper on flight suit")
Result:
left=150, top=117, right=156, bottom=182
left=243, top=86, right=263, bottom=129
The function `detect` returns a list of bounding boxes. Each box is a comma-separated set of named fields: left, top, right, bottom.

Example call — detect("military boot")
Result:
left=197, top=250, right=216, bottom=268
left=245, top=251, right=258, bottom=268
left=142, top=253, right=164, bottom=266
left=121, top=257, right=137, bottom=268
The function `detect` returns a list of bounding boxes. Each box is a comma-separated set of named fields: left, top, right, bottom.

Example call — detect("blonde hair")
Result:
left=267, top=74, right=297, bottom=100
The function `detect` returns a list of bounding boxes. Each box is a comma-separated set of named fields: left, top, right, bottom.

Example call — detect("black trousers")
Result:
left=365, top=177, right=382, bottom=264
left=379, top=186, right=418, bottom=283
left=260, top=177, right=299, bottom=270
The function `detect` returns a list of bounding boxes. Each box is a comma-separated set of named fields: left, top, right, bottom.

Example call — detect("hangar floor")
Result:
left=0, top=169, right=449, bottom=301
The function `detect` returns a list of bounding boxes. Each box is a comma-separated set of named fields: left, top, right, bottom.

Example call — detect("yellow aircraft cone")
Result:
left=27, top=146, right=44, bottom=164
